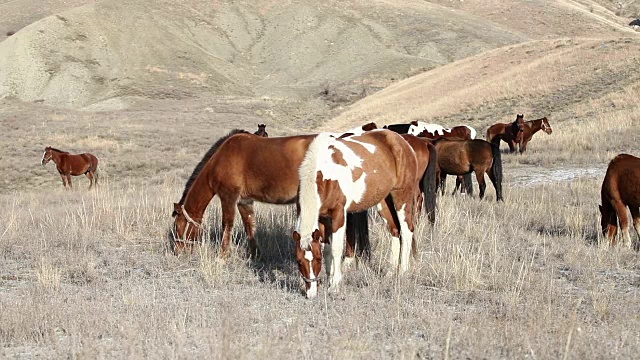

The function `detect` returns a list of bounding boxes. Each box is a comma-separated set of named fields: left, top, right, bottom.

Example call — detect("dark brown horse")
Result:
left=293, top=130, right=420, bottom=298
left=41, top=147, right=99, bottom=190
left=486, top=114, right=525, bottom=153
left=433, top=139, right=503, bottom=201
left=599, top=154, right=640, bottom=249
left=518, top=117, right=553, bottom=153
left=254, top=124, right=268, bottom=137
left=172, top=125, right=422, bottom=258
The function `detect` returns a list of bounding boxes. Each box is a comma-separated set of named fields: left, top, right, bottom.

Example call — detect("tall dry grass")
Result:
left=1, top=171, right=640, bottom=358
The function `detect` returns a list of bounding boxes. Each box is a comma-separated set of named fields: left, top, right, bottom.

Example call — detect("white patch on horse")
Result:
left=343, top=137, right=377, bottom=154
left=322, top=140, right=368, bottom=206
left=298, top=133, right=332, bottom=248
left=408, top=121, right=449, bottom=136
left=396, top=204, right=413, bottom=273
left=41, top=151, right=47, bottom=163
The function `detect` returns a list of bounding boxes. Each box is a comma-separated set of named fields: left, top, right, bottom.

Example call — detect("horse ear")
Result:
left=173, top=203, right=182, bottom=215
left=598, top=204, right=602, bottom=212
left=292, top=231, right=301, bottom=243
left=311, top=229, right=322, bottom=243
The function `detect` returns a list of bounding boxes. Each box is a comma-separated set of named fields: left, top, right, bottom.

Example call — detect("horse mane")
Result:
left=178, top=129, right=249, bottom=205
left=48, top=147, right=69, bottom=154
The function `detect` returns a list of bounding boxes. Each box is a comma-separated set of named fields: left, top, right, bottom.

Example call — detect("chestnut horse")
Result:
left=599, top=154, right=640, bottom=249
left=41, top=146, right=99, bottom=190
left=254, top=124, right=268, bottom=137
left=293, top=130, right=419, bottom=298
left=486, top=114, right=525, bottom=153
left=518, top=117, right=553, bottom=153
left=172, top=123, right=421, bottom=258
left=433, top=138, right=503, bottom=201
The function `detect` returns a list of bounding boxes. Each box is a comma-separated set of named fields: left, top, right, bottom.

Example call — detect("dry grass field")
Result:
left=2, top=0, right=640, bottom=358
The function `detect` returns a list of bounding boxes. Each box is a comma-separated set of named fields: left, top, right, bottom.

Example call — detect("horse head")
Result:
left=254, top=124, right=268, bottom=137
left=292, top=229, right=323, bottom=299
left=541, top=117, right=553, bottom=134
left=41, top=146, right=53, bottom=165
left=361, top=122, right=378, bottom=132
left=171, top=203, right=203, bottom=252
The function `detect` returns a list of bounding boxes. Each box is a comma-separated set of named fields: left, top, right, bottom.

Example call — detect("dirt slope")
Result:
left=0, top=0, right=530, bottom=110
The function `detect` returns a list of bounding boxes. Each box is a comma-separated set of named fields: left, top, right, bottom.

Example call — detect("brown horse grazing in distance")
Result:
left=254, top=124, right=268, bottom=137
left=599, top=154, right=640, bottom=249
left=41, top=147, right=99, bottom=190
left=433, top=139, right=503, bottom=201
left=293, top=130, right=420, bottom=298
left=486, top=114, right=525, bottom=153
left=519, top=117, right=553, bottom=153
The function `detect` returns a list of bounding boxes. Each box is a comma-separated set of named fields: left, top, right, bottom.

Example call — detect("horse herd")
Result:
left=40, top=115, right=640, bottom=298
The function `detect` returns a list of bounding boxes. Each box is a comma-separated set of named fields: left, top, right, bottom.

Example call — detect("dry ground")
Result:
left=2, top=0, right=640, bottom=358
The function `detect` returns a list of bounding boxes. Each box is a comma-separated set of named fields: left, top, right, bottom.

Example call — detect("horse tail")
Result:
left=423, top=142, right=438, bottom=224
left=463, top=173, right=473, bottom=195
left=347, top=211, right=370, bottom=259
left=490, top=143, right=503, bottom=201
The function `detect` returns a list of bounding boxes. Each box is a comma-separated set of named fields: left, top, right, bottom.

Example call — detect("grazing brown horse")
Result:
left=41, top=147, right=99, bottom=190
left=254, top=124, right=268, bottom=137
left=486, top=114, right=525, bottom=153
left=293, top=130, right=419, bottom=298
left=433, top=139, right=503, bottom=201
left=599, top=154, right=640, bottom=249
left=172, top=125, right=422, bottom=259
left=518, top=117, right=553, bottom=153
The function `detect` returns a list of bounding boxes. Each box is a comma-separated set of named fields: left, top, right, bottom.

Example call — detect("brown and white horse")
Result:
left=518, top=117, right=553, bottom=153
left=172, top=123, right=408, bottom=258
left=599, top=154, right=640, bottom=249
left=486, top=114, right=525, bottom=153
left=293, top=130, right=419, bottom=298
left=41, top=146, right=99, bottom=190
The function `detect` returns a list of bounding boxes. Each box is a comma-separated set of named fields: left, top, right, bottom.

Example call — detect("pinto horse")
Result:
left=433, top=138, right=503, bottom=201
left=254, top=124, right=268, bottom=137
left=293, top=130, right=419, bottom=298
left=172, top=123, right=411, bottom=258
left=486, top=114, right=525, bottom=153
left=518, top=117, right=553, bottom=153
left=599, top=154, right=640, bottom=249
left=41, top=147, right=99, bottom=190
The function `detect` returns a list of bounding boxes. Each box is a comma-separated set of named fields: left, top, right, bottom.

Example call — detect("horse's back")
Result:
left=603, top=154, right=640, bottom=206
left=211, top=133, right=316, bottom=203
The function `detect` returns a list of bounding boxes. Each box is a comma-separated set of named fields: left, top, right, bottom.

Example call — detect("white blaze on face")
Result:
left=304, top=250, right=317, bottom=299
left=41, top=151, right=47, bottom=164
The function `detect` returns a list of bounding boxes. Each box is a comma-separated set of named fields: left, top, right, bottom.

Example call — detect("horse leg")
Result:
left=611, top=200, right=631, bottom=248
left=326, top=207, right=347, bottom=292
left=440, top=173, right=447, bottom=196
left=219, top=192, right=240, bottom=256
left=507, top=140, right=516, bottom=153
left=66, top=174, right=73, bottom=190
left=59, top=173, right=67, bottom=189
left=237, top=200, right=259, bottom=259
left=393, top=196, right=415, bottom=275
left=476, top=170, right=487, bottom=200
left=86, top=171, right=94, bottom=190
left=630, top=207, right=640, bottom=251
left=377, top=198, right=401, bottom=271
